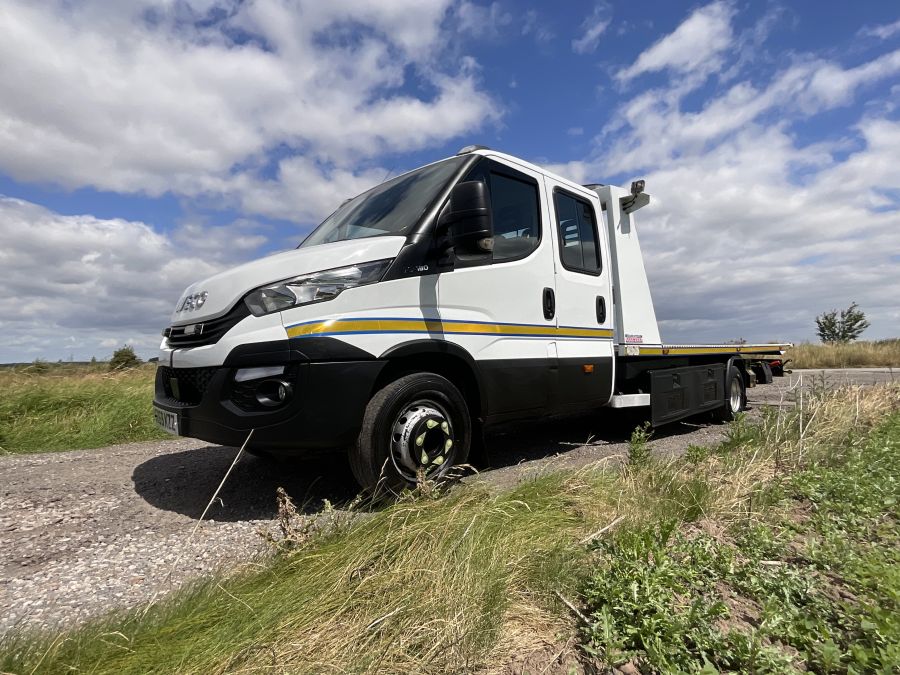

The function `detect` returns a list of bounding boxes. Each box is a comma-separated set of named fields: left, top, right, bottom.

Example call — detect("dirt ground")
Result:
left=0, top=368, right=894, bottom=633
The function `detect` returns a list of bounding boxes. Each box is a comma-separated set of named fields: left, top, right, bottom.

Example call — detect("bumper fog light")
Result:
left=255, top=379, right=292, bottom=407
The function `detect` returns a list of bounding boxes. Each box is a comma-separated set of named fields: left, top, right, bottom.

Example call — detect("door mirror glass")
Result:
left=439, top=180, right=493, bottom=256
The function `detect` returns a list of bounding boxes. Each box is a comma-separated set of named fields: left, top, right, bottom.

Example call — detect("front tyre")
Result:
left=350, top=373, right=471, bottom=493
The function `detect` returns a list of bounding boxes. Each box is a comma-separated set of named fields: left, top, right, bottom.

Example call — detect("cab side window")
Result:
left=554, top=190, right=601, bottom=274
left=461, top=160, right=541, bottom=263
left=489, top=173, right=540, bottom=262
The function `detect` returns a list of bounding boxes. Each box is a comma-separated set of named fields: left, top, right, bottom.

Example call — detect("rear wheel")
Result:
left=713, top=366, right=745, bottom=422
left=350, top=373, right=471, bottom=493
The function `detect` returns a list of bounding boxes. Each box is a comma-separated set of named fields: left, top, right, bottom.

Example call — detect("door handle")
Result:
left=543, top=287, right=555, bottom=320
left=596, top=296, right=606, bottom=324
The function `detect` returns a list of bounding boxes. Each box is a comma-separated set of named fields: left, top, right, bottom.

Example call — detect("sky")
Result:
left=0, top=0, right=898, bottom=362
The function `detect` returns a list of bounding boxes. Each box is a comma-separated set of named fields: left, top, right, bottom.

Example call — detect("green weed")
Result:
left=580, top=411, right=900, bottom=673
left=628, top=421, right=653, bottom=467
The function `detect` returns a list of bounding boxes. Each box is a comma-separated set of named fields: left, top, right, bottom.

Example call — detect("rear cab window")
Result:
left=553, top=189, right=602, bottom=275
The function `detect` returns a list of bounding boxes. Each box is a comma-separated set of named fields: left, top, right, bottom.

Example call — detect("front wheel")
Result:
left=713, top=366, right=745, bottom=422
left=350, top=373, right=471, bottom=493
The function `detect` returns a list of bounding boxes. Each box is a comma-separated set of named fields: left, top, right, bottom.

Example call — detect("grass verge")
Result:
left=0, top=364, right=165, bottom=455
left=581, top=412, right=900, bottom=672
left=0, top=383, right=897, bottom=673
left=787, top=339, right=900, bottom=369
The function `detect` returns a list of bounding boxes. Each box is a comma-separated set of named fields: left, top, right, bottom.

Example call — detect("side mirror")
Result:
left=438, top=181, right=493, bottom=257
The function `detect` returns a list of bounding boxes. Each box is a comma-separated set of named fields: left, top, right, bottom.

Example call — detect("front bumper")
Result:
left=153, top=356, right=386, bottom=454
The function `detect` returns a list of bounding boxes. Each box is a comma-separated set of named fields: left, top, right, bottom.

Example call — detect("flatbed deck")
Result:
left=620, top=343, right=791, bottom=357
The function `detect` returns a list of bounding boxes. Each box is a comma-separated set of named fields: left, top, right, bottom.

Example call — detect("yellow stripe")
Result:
left=285, top=318, right=614, bottom=340
left=635, top=345, right=789, bottom=356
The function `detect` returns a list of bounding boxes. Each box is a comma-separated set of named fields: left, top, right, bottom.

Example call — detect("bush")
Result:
left=108, top=345, right=142, bottom=371
left=815, top=302, right=870, bottom=343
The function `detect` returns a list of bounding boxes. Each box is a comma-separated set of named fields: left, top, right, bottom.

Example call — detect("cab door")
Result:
left=436, top=156, right=557, bottom=419
left=545, top=181, right=615, bottom=410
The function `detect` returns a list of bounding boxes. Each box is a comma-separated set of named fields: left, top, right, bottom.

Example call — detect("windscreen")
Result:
left=300, top=156, right=467, bottom=248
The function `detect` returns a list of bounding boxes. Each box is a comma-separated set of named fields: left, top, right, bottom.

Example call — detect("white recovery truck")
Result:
left=154, top=146, right=790, bottom=490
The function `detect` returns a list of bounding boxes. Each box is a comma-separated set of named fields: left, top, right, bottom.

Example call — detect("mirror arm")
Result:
left=433, top=214, right=455, bottom=269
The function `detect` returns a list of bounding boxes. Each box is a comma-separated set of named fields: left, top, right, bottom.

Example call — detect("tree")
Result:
left=108, top=345, right=142, bottom=370
left=815, top=302, right=870, bottom=344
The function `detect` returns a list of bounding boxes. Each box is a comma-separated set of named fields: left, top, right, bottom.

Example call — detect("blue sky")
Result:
left=0, top=0, right=898, bottom=361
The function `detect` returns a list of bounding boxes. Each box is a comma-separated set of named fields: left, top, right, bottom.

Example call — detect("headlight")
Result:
left=244, top=259, right=392, bottom=316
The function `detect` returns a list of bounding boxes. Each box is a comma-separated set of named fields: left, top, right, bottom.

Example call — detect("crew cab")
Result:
left=154, top=146, right=789, bottom=490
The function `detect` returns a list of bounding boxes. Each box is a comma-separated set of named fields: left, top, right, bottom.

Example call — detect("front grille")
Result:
left=158, top=366, right=219, bottom=405
left=165, top=302, right=250, bottom=348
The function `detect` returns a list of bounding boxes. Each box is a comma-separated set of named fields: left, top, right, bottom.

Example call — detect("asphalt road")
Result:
left=0, top=368, right=895, bottom=634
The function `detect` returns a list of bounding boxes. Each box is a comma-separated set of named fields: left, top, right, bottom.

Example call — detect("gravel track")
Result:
left=0, top=368, right=893, bottom=634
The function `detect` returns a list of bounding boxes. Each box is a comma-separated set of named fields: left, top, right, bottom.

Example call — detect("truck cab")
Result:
left=154, top=146, right=787, bottom=491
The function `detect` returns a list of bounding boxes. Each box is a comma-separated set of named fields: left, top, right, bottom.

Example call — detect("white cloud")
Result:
left=860, top=19, right=900, bottom=40
left=804, top=49, right=900, bottom=111
left=600, top=49, right=900, bottom=176
left=456, top=1, right=512, bottom=38
left=0, top=196, right=270, bottom=361
left=572, top=2, right=612, bottom=55
left=633, top=123, right=900, bottom=342
left=522, top=9, right=554, bottom=43
left=2, top=0, right=898, bottom=362
left=0, top=0, right=499, bottom=222
left=616, top=1, right=735, bottom=82
left=556, top=5, right=900, bottom=343
left=231, top=156, right=392, bottom=224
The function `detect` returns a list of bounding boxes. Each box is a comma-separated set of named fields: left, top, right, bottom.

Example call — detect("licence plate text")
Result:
left=153, top=406, right=179, bottom=435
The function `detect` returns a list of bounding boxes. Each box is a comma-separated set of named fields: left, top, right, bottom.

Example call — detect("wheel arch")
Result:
left=376, top=340, right=486, bottom=418
left=726, top=355, right=751, bottom=391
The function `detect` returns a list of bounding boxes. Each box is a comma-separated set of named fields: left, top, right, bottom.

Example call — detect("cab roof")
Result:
left=455, top=145, right=608, bottom=199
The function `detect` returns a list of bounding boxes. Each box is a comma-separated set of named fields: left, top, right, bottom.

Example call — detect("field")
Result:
left=0, top=363, right=165, bottom=455
left=786, top=339, right=900, bottom=369
left=1, top=381, right=897, bottom=673
left=1, top=342, right=897, bottom=456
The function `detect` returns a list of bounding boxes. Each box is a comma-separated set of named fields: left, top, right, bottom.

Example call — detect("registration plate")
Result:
left=153, top=405, right=179, bottom=435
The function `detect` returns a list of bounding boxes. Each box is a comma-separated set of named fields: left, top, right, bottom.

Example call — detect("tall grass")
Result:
left=0, top=364, right=164, bottom=455
left=787, top=338, right=900, bottom=369
left=2, top=383, right=897, bottom=673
